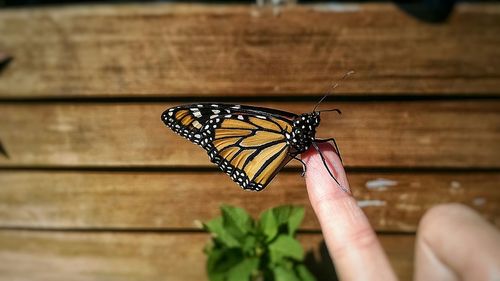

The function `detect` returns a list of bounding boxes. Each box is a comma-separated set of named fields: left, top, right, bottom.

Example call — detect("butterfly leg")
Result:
left=312, top=142, right=350, bottom=194
left=316, top=137, right=343, bottom=163
left=293, top=155, right=307, bottom=177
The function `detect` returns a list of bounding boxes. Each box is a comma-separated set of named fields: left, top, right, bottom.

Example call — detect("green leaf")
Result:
left=272, top=266, right=301, bottom=281
left=269, top=235, right=304, bottom=263
left=241, top=235, right=258, bottom=255
left=207, top=269, right=225, bottom=281
left=226, top=257, right=259, bottom=281
left=204, top=205, right=310, bottom=281
left=259, top=206, right=305, bottom=241
left=221, top=205, right=254, bottom=240
left=295, top=264, right=317, bottom=281
left=286, top=207, right=305, bottom=236
left=272, top=206, right=305, bottom=236
left=206, top=248, right=244, bottom=281
left=258, top=208, right=278, bottom=242
left=204, top=217, right=240, bottom=247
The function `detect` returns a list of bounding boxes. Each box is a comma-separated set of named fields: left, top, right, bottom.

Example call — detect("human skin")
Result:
left=301, top=143, right=500, bottom=281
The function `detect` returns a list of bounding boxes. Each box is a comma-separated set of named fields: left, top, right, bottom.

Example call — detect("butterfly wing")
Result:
left=161, top=103, right=297, bottom=191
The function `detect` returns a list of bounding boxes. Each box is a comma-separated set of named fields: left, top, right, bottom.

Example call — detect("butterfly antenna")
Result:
left=313, top=70, right=355, bottom=112
left=317, top=108, right=342, bottom=115
left=312, top=142, right=350, bottom=194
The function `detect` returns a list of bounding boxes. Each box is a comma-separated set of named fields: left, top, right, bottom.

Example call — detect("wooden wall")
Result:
left=0, top=3, right=499, bottom=280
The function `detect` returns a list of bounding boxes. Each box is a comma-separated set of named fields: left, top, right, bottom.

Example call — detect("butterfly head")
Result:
left=290, top=112, right=321, bottom=153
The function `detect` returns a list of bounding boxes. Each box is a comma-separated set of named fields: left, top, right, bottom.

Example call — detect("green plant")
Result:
left=203, top=204, right=317, bottom=281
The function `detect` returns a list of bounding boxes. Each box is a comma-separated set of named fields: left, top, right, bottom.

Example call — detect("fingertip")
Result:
left=302, top=142, right=350, bottom=195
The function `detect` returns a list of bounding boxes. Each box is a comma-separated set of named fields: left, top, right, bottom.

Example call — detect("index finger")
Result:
left=302, top=143, right=397, bottom=281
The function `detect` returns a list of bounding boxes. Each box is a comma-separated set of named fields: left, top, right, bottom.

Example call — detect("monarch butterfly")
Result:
left=161, top=100, right=346, bottom=192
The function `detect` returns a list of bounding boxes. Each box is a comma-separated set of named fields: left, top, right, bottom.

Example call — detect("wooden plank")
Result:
left=0, top=101, right=499, bottom=168
left=1, top=171, right=498, bottom=232
left=0, top=230, right=415, bottom=281
left=0, top=3, right=499, bottom=98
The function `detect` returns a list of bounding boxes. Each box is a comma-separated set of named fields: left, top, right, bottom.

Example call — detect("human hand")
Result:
left=302, top=143, right=500, bottom=280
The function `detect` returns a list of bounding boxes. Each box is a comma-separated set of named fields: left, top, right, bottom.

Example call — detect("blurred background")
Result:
left=0, top=0, right=499, bottom=280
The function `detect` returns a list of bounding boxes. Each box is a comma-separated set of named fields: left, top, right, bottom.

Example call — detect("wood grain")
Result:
left=0, top=230, right=415, bottom=281
left=1, top=170, right=498, bottom=232
left=0, top=3, right=499, bottom=98
left=1, top=101, right=499, bottom=168
left=0, top=3, right=497, bottom=281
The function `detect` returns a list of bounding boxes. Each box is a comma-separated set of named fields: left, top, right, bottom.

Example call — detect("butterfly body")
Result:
left=288, top=112, right=321, bottom=154
left=161, top=103, right=331, bottom=191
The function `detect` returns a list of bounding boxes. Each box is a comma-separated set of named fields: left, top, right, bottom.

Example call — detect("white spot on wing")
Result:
left=192, top=120, right=202, bottom=128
